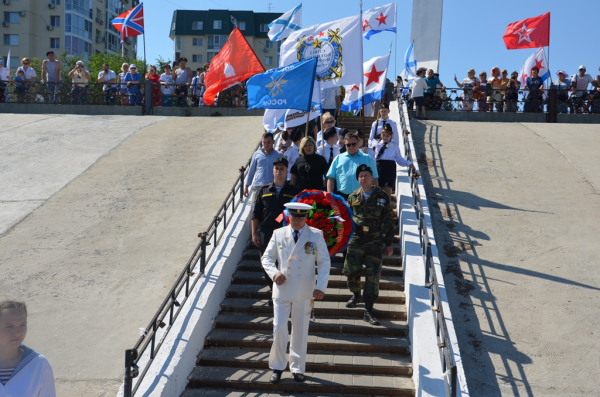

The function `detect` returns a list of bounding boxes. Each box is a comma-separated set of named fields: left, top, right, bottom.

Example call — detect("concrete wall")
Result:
left=118, top=198, right=253, bottom=397
left=152, top=106, right=264, bottom=117
left=426, top=110, right=600, bottom=124
left=390, top=101, right=470, bottom=396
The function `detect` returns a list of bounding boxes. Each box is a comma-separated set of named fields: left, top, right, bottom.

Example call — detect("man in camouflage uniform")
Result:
left=343, top=164, right=395, bottom=325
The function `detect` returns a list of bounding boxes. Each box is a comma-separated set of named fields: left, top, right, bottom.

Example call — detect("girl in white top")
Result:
left=118, top=63, right=130, bottom=105
left=0, top=301, right=55, bottom=397
left=159, top=64, right=174, bottom=106
left=411, top=68, right=429, bottom=120
left=368, top=103, right=399, bottom=149
left=374, top=124, right=416, bottom=197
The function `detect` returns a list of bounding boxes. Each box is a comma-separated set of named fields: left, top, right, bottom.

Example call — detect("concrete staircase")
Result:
left=338, top=116, right=378, bottom=132
left=182, top=203, right=414, bottom=396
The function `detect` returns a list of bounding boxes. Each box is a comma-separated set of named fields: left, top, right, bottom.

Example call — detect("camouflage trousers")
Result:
left=343, top=241, right=383, bottom=301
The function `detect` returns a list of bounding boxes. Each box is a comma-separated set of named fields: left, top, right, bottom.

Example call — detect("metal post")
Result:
left=123, top=349, right=135, bottom=397
left=144, top=79, right=152, bottom=115
left=200, top=233, right=207, bottom=274
left=546, top=85, right=557, bottom=123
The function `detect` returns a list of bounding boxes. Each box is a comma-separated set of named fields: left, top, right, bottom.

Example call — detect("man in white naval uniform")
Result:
left=262, top=202, right=331, bottom=383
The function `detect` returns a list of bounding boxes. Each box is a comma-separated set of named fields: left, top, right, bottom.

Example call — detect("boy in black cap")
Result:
left=252, top=157, right=301, bottom=303
left=316, top=127, right=340, bottom=169
left=343, top=164, right=395, bottom=325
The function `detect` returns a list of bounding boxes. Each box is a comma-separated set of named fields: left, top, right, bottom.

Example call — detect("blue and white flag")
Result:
left=362, top=2, right=397, bottom=40
left=247, top=58, right=317, bottom=111
left=280, top=15, right=363, bottom=90
left=518, top=47, right=551, bottom=87
left=263, top=109, right=287, bottom=133
left=341, top=53, right=390, bottom=114
left=285, top=80, right=322, bottom=128
left=404, top=40, right=417, bottom=79
left=268, top=4, right=302, bottom=42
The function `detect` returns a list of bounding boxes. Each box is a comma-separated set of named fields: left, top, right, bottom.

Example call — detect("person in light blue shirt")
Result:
left=326, top=131, right=378, bottom=198
left=244, top=132, right=283, bottom=198
left=124, top=64, right=142, bottom=106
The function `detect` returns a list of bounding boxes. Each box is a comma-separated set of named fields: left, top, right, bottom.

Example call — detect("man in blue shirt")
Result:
left=244, top=132, right=283, bottom=199
left=326, top=131, right=378, bottom=199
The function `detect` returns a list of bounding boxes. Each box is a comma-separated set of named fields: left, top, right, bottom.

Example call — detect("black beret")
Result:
left=338, top=128, right=349, bottom=138
left=356, top=164, right=373, bottom=180
left=178, top=57, right=188, bottom=63
left=273, top=157, right=288, bottom=167
left=323, top=127, right=337, bottom=141
left=379, top=103, right=390, bottom=110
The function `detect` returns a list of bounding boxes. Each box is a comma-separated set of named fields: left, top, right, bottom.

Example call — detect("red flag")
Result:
left=204, top=28, right=264, bottom=106
left=110, top=3, right=144, bottom=44
left=503, top=12, right=550, bottom=50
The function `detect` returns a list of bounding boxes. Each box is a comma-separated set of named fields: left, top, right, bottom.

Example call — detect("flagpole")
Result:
left=360, top=0, right=365, bottom=147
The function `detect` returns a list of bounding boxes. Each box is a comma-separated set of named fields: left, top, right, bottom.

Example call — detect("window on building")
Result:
left=51, top=0, right=61, bottom=4
left=3, top=12, right=20, bottom=24
left=265, top=56, right=273, bottom=65
left=50, top=38, right=60, bottom=49
left=238, top=21, right=246, bottom=30
left=65, top=13, right=93, bottom=40
left=66, top=0, right=94, bottom=19
left=265, top=40, right=273, bottom=49
left=50, top=16, right=61, bottom=27
left=213, top=20, right=222, bottom=29
left=192, top=54, right=202, bottom=63
left=65, top=34, right=92, bottom=59
left=3, top=34, right=19, bottom=46
left=192, top=37, right=203, bottom=46
left=175, top=36, right=182, bottom=51
left=192, top=21, right=203, bottom=30
left=207, top=35, right=227, bottom=50
left=260, top=23, right=268, bottom=32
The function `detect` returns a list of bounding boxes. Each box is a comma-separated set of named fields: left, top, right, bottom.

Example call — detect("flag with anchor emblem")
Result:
left=247, top=58, right=317, bottom=111
left=279, top=15, right=362, bottom=90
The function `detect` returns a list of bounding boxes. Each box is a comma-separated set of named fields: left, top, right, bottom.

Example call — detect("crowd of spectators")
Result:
left=394, top=65, right=600, bottom=115
left=0, top=52, right=247, bottom=107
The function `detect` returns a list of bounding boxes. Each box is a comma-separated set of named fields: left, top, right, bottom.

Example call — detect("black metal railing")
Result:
left=399, top=105, right=458, bottom=397
left=398, top=86, right=600, bottom=118
left=0, top=80, right=247, bottom=108
left=122, top=142, right=259, bottom=397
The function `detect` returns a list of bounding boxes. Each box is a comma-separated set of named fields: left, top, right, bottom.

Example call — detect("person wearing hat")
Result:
left=124, top=64, right=142, bottom=106
left=553, top=70, right=571, bottom=113
left=284, top=127, right=304, bottom=180
left=326, top=131, right=378, bottom=200
left=316, top=127, right=340, bottom=170
left=262, top=202, right=330, bottom=383
left=368, top=103, right=399, bottom=149
left=252, top=157, right=301, bottom=302
left=68, top=60, right=91, bottom=105
left=571, top=65, right=594, bottom=113
left=0, top=58, right=9, bottom=103
left=244, top=132, right=283, bottom=199
left=343, top=164, right=395, bottom=325
left=172, top=57, right=192, bottom=106
left=41, top=51, right=61, bottom=104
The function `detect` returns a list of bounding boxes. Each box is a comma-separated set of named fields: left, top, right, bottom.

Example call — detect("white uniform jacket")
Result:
left=262, top=225, right=331, bottom=301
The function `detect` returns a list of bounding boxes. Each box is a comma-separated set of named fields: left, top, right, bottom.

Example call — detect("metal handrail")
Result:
left=123, top=142, right=260, bottom=397
left=399, top=106, right=458, bottom=397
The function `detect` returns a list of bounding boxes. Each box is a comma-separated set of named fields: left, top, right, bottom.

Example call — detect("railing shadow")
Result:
left=410, top=120, right=533, bottom=397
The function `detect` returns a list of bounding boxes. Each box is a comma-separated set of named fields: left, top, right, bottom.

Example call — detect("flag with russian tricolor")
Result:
left=111, top=2, right=144, bottom=43
left=362, top=2, right=397, bottom=40
left=518, top=48, right=550, bottom=87
left=341, top=53, right=390, bottom=114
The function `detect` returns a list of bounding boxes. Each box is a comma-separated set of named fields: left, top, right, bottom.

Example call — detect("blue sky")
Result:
left=144, top=0, right=600, bottom=86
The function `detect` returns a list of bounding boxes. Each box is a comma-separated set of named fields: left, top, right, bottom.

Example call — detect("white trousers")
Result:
left=269, top=298, right=311, bottom=374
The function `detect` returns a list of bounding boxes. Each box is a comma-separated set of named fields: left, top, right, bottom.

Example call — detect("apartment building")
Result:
left=1, top=0, right=138, bottom=66
left=169, top=9, right=282, bottom=72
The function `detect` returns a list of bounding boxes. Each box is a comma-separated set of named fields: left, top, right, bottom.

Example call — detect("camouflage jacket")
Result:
left=347, top=186, right=395, bottom=246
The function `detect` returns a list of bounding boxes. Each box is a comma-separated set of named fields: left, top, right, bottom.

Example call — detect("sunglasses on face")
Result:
left=324, top=120, right=334, bottom=124
left=345, top=142, right=358, bottom=147
left=22, top=63, right=29, bottom=65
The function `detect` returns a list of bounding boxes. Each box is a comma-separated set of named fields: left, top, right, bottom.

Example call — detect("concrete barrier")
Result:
left=423, top=110, right=600, bottom=124
left=390, top=101, right=470, bottom=396
left=0, top=103, right=142, bottom=116
left=152, top=107, right=264, bottom=117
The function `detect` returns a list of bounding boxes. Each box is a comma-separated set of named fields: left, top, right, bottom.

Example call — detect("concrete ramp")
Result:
left=411, top=120, right=600, bottom=396
left=0, top=114, right=264, bottom=396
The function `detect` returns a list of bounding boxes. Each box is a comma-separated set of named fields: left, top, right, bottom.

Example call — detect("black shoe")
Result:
left=364, top=310, right=380, bottom=326
left=293, top=373, right=305, bottom=382
left=270, top=370, right=282, bottom=383
left=345, top=294, right=361, bottom=308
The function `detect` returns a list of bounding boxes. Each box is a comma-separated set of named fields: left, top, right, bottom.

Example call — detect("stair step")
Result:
left=205, top=330, right=410, bottom=355
left=226, top=284, right=405, bottom=305
left=182, top=389, right=384, bottom=397
left=198, top=348, right=412, bottom=376
left=236, top=260, right=404, bottom=277
left=212, top=313, right=408, bottom=337
left=219, top=298, right=406, bottom=320
left=231, top=272, right=404, bottom=291
left=187, top=367, right=414, bottom=396
left=242, top=250, right=402, bottom=266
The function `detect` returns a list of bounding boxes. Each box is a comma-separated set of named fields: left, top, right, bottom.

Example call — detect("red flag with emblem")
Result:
left=503, top=12, right=550, bottom=50
left=204, top=28, right=264, bottom=106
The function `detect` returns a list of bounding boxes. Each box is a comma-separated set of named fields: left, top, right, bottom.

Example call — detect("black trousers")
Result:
left=259, top=227, right=276, bottom=292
